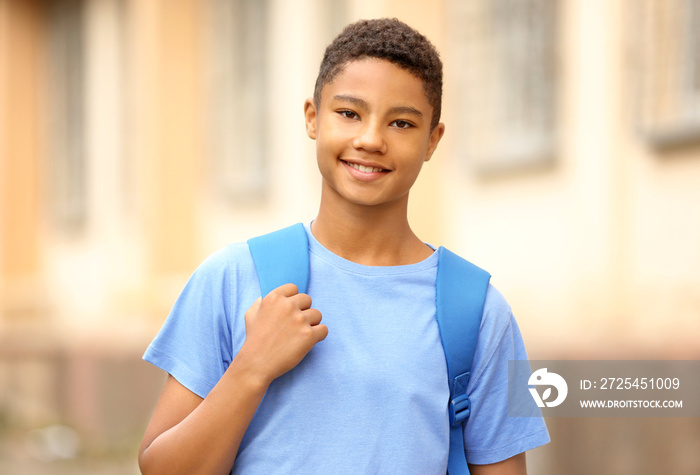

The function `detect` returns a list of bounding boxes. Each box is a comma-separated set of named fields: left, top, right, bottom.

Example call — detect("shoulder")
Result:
left=481, top=283, right=517, bottom=346
left=470, top=284, right=520, bottom=385
left=482, top=284, right=513, bottom=334
left=172, top=241, right=261, bottom=311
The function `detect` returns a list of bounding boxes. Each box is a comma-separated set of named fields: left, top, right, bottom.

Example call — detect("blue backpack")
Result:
left=248, top=223, right=490, bottom=475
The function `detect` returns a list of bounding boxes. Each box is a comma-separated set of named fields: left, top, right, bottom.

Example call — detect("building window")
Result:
left=632, top=0, right=700, bottom=148
left=449, top=0, right=559, bottom=174
left=48, top=0, right=87, bottom=228
left=206, top=0, right=270, bottom=202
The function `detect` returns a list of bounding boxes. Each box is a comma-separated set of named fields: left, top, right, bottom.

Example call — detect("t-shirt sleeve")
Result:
left=462, top=285, right=550, bottom=465
left=143, top=246, right=238, bottom=399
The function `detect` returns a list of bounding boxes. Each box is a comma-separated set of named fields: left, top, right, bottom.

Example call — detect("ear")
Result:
left=304, top=98, right=318, bottom=139
left=424, top=122, right=445, bottom=162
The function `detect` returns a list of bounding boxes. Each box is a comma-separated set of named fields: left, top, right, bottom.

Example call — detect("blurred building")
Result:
left=0, top=0, right=698, bottom=473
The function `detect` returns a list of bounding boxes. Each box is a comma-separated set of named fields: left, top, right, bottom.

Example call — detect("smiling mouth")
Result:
left=342, top=160, right=388, bottom=173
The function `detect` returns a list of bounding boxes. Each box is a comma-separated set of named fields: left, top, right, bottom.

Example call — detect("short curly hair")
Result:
left=313, top=18, right=443, bottom=130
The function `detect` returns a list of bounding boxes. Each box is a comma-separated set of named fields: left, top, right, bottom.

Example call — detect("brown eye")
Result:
left=339, top=110, right=358, bottom=119
left=392, top=120, right=413, bottom=129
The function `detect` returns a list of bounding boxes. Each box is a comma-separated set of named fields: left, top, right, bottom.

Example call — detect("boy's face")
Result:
left=304, top=58, right=444, bottom=210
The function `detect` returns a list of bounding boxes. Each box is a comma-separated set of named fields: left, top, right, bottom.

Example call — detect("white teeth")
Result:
left=348, top=162, right=384, bottom=173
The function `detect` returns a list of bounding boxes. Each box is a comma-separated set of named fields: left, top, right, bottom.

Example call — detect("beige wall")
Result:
left=440, top=0, right=627, bottom=355
left=438, top=0, right=700, bottom=359
left=3, top=0, right=696, bottom=348
left=0, top=0, right=697, bottom=387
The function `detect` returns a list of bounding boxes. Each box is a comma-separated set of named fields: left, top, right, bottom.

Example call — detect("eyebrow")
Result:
left=333, top=94, right=424, bottom=118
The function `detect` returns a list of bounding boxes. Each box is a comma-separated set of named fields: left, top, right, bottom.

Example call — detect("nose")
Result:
left=352, top=120, right=387, bottom=154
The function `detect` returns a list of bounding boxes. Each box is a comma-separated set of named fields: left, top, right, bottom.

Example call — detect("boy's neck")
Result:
left=312, top=197, right=433, bottom=266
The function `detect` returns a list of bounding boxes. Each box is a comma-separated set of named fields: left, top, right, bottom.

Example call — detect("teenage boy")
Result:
left=139, top=18, right=549, bottom=475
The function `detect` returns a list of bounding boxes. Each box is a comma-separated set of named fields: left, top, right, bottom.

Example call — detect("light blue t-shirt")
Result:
left=144, top=223, right=549, bottom=473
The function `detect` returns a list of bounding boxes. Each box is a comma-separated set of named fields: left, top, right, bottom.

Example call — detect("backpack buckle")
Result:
left=448, top=372, right=471, bottom=426
left=449, top=393, right=471, bottom=426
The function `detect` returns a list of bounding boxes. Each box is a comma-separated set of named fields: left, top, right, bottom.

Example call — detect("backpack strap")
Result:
left=247, top=223, right=310, bottom=296
left=436, top=247, right=491, bottom=475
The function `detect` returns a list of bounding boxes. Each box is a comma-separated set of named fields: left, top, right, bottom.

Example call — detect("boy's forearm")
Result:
left=468, top=453, right=527, bottom=475
left=139, top=358, right=270, bottom=475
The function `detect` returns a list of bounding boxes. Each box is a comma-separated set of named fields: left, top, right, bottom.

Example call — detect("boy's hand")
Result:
left=239, top=283, right=328, bottom=385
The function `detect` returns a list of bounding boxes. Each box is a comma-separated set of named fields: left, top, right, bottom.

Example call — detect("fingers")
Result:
left=269, top=283, right=312, bottom=310
left=268, top=290, right=325, bottom=341
left=313, top=324, right=329, bottom=342
left=242, top=283, right=328, bottom=382
left=275, top=283, right=300, bottom=297
left=258, top=284, right=320, bottom=329
left=291, top=292, right=312, bottom=311
left=303, top=308, right=322, bottom=326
